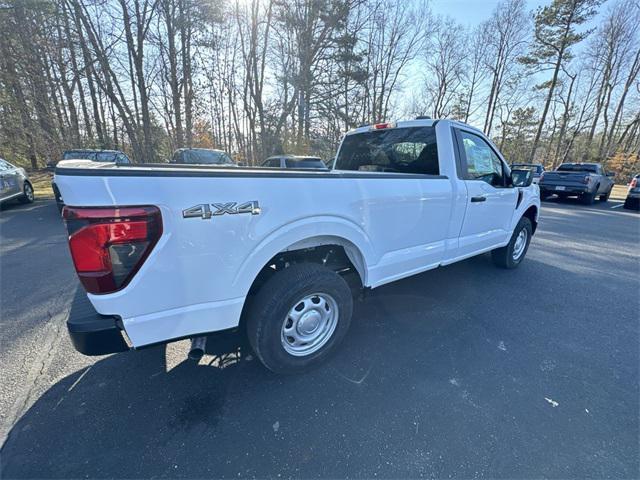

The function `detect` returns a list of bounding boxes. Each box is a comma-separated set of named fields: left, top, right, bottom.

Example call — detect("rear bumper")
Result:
left=67, top=303, right=129, bottom=356
left=540, top=184, right=589, bottom=194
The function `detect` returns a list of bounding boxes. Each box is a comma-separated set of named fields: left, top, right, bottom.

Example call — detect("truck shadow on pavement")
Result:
left=1, top=253, right=638, bottom=479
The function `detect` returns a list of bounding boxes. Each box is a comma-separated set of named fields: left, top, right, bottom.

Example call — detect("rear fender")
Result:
left=232, top=216, right=375, bottom=294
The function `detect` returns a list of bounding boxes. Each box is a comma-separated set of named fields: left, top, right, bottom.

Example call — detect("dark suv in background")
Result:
left=51, top=149, right=131, bottom=212
left=624, top=174, right=640, bottom=210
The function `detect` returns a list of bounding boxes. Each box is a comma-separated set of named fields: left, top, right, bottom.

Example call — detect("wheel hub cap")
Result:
left=281, top=293, right=339, bottom=357
left=297, top=310, right=321, bottom=335
left=512, top=229, right=527, bottom=260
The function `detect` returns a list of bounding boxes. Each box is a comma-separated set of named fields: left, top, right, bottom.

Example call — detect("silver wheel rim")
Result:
left=25, top=184, right=33, bottom=201
left=281, top=293, right=339, bottom=357
left=512, top=229, right=528, bottom=261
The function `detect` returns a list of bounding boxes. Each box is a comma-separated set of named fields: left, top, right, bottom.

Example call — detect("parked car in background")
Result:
left=48, top=149, right=131, bottom=169
left=261, top=155, right=328, bottom=169
left=624, top=174, right=640, bottom=210
left=538, top=163, right=614, bottom=204
left=0, top=158, right=34, bottom=205
left=511, top=163, right=545, bottom=184
left=170, top=148, right=235, bottom=166
left=52, top=149, right=131, bottom=212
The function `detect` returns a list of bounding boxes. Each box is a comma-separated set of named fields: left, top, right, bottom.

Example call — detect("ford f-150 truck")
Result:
left=539, top=162, right=614, bottom=204
left=55, top=119, right=540, bottom=373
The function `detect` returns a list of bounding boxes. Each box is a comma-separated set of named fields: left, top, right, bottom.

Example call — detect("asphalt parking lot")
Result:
left=1, top=197, right=638, bottom=478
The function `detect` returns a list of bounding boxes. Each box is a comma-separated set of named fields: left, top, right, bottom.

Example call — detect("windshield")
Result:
left=284, top=158, right=326, bottom=169
left=335, top=127, right=439, bottom=175
left=182, top=150, right=233, bottom=165
left=96, top=152, right=118, bottom=162
left=557, top=164, right=598, bottom=173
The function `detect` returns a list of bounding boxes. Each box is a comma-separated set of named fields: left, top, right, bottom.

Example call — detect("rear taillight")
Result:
left=630, top=178, right=637, bottom=188
left=62, top=206, right=162, bottom=294
left=539, top=172, right=545, bottom=182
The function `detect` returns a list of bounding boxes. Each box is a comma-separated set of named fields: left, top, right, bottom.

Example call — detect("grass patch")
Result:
left=28, top=170, right=54, bottom=199
left=611, top=185, right=627, bottom=201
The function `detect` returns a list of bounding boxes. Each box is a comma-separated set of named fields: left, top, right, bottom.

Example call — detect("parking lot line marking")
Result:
left=610, top=204, right=623, bottom=209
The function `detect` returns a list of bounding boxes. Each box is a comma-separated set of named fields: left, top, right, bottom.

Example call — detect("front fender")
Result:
left=510, top=186, right=540, bottom=232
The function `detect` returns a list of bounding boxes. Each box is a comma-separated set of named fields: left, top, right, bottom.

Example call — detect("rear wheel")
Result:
left=19, top=182, right=34, bottom=204
left=624, top=198, right=640, bottom=210
left=246, top=263, right=353, bottom=374
left=492, top=217, right=532, bottom=269
left=581, top=192, right=595, bottom=205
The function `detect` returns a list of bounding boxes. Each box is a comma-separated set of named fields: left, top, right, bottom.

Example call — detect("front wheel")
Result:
left=599, top=189, right=611, bottom=202
left=19, top=182, right=34, bottom=204
left=492, top=217, right=533, bottom=269
left=246, top=263, right=353, bottom=374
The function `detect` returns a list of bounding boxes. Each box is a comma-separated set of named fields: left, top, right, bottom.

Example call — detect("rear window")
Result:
left=335, top=127, right=439, bottom=175
left=557, top=164, right=598, bottom=173
left=512, top=164, right=543, bottom=174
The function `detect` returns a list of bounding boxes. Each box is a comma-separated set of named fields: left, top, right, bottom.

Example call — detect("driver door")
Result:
left=0, top=160, right=20, bottom=200
left=454, top=129, right=517, bottom=257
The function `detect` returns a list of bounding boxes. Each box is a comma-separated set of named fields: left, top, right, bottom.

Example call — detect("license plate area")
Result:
left=555, top=186, right=566, bottom=191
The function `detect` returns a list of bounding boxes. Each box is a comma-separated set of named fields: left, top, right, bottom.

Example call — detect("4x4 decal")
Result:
left=182, top=202, right=261, bottom=219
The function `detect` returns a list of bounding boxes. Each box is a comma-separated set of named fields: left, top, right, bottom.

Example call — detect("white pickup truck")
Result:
left=56, top=119, right=540, bottom=373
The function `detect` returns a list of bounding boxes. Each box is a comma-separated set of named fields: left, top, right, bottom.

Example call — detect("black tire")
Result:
left=581, top=191, right=595, bottom=205
left=492, top=216, right=533, bottom=269
left=18, top=181, right=34, bottom=204
left=246, top=263, right=353, bottom=374
left=599, top=188, right=611, bottom=202
left=624, top=198, right=640, bottom=210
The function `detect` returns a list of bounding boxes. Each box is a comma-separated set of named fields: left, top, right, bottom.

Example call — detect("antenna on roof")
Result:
left=415, top=115, right=431, bottom=120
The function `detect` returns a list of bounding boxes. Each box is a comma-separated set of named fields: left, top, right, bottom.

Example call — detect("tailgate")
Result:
left=541, top=172, right=588, bottom=187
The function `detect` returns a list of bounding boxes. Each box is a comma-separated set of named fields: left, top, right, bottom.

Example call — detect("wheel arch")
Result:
left=522, top=204, right=538, bottom=234
left=232, top=216, right=375, bottom=297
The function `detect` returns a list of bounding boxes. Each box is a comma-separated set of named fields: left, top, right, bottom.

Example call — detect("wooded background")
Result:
left=0, top=0, right=638, bottom=178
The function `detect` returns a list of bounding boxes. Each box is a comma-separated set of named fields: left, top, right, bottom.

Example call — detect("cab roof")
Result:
left=346, top=118, right=483, bottom=136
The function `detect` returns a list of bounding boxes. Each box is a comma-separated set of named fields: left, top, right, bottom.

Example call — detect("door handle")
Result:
left=471, top=195, right=487, bottom=203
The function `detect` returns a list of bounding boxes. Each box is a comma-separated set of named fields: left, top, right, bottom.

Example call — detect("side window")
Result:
left=116, top=154, right=130, bottom=164
left=458, top=131, right=506, bottom=187
left=0, top=160, right=8, bottom=171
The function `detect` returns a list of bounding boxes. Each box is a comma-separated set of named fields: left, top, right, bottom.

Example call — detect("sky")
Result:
left=400, top=0, right=613, bottom=125
left=429, top=0, right=547, bottom=26
left=428, top=0, right=610, bottom=34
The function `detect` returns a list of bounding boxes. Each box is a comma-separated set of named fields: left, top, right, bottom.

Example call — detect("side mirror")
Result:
left=606, top=171, right=615, bottom=177
left=511, top=168, right=534, bottom=187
